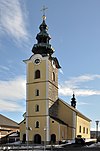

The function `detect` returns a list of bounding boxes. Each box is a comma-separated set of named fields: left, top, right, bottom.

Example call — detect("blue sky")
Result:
left=0, top=0, right=100, bottom=130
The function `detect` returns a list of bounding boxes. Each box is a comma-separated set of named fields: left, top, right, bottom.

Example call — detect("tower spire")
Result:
left=32, top=6, right=54, bottom=56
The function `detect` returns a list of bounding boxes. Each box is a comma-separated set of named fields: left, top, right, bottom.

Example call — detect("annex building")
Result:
left=20, top=14, right=91, bottom=144
left=0, top=114, right=19, bottom=144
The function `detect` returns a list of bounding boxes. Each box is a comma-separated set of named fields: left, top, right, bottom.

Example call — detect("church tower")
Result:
left=24, top=13, right=61, bottom=143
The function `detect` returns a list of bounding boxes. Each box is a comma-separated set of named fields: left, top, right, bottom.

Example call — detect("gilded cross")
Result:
left=41, top=5, right=48, bottom=18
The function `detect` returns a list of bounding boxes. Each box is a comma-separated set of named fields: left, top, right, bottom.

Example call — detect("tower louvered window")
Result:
left=35, top=89, right=39, bottom=96
left=35, top=105, right=39, bottom=112
left=35, top=70, right=40, bottom=79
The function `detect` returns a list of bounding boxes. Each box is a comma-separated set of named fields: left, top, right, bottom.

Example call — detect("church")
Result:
left=19, top=13, right=91, bottom=144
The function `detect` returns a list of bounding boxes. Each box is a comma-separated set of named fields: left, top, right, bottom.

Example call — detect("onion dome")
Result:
left=32, top=16, right=54, bottom=56
left=71, top=93, right=76, bottom=108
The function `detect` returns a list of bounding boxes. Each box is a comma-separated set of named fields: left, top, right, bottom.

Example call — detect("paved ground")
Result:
left=0, top=147, right=100, bottom=151
left=0, top=142, right=100, bottom=151
left=53, top=149, right=100, bottom=151
left=0, top=148, right=100, bottom=151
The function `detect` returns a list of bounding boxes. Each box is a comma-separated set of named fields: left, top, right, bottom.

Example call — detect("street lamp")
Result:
left=95, top=120, right=99, bottom=140
left=44, top=128, right=46, bottom=151
left=26, top=126, right=32, bottom=151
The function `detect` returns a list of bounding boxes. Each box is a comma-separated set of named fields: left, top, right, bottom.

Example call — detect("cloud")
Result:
left=64, top=74, right=100, bottom=87
left=0, top=65, right=10, bottom=71
left=77, top=102, right=89, bottom=106
left=0, top=0, right=29, bottom=43
left=0, top=100, right=24, bottom=112
left=0, top=76, right=26, bottom=112
left=91, top=127, right=100, bottom=131
left=0, top=74, right=100, bottom=111
left=59, top=74, right=100, bottom=96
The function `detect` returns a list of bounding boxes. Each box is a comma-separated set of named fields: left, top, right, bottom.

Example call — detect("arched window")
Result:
left=35, top=105, right=39, bottom=112
left=83, top=127, right=85, bottom=133
left=35, top=89, right=39, bottom=96
left=35, top=70, right=40, bottom=79
left=86, top=128, right=88, bottom=134
left=35, top=121, right=39, bottom=128
left=52, top=72, right=55, bottom=81
left=79, top=126, right=81, bottom=133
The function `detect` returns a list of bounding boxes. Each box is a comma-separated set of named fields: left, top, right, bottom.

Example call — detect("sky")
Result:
left=0, top=0, right=100, bottom=131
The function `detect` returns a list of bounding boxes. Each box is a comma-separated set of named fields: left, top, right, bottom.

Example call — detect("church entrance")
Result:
left=51, top=134, right=56, bottom=143
left=22, top=134, right=26, bottom=143
left=34, top=134, right=41, bottom=144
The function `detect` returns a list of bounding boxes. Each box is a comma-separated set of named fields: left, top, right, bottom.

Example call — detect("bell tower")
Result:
left=24, top=11, right=61, bottom=143
left=71, top=93, right=76, bottom=108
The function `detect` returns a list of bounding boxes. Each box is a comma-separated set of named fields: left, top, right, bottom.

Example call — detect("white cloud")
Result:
left=91, top=127, right=100, bottom=131
left=59, top=74, right=100, bottom=96
left=0, top=76, right=26, bottom=100
left=76, top=89, right=100, bottom=96
left=0, top=0, right=29, bottom=43
left=64, top=74, right=100, bottom=87
left=0, top=65, right=10, bottom=71
left=77, top=102, right=89, bottom=106
left=0, top=74, right=100, bottom=111
left=0, top=100, right=24, bottom=112
left=0, top=76, right=26, bottom=112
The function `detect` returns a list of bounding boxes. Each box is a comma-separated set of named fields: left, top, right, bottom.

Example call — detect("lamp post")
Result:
left=26, top=127, right=32, bottom=151
left=44, top=128, right=46, bottom=151
left=95, top=120, right=99, bottom=141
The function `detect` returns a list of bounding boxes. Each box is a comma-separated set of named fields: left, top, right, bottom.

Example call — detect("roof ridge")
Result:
left=0, top=114, right=19, bottom=127
left=58, top=98, right=91, bottom=122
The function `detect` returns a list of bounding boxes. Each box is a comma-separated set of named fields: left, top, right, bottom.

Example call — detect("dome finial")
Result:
left=41, top=5, right=48, bottom=20
left=73, top=91, right=75, bottom=98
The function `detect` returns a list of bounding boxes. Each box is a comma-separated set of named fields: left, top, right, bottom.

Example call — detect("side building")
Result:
left=0, top=114, right=19, bottom=144
left=20, top=14, right=91, bottom=144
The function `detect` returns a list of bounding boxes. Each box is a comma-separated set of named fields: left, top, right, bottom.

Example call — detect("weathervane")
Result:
left=41, top=5, right=48, bottom=20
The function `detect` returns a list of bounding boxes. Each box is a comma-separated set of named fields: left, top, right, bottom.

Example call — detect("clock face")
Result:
left=34, top=58, right=41, bottom=65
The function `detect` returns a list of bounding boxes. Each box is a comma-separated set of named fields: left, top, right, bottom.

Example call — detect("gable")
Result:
left=49, top=99, right=76, bottom=128
left=49, top=98, right=91, bottom=129
left=0, top=114, right=19, bottom=128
